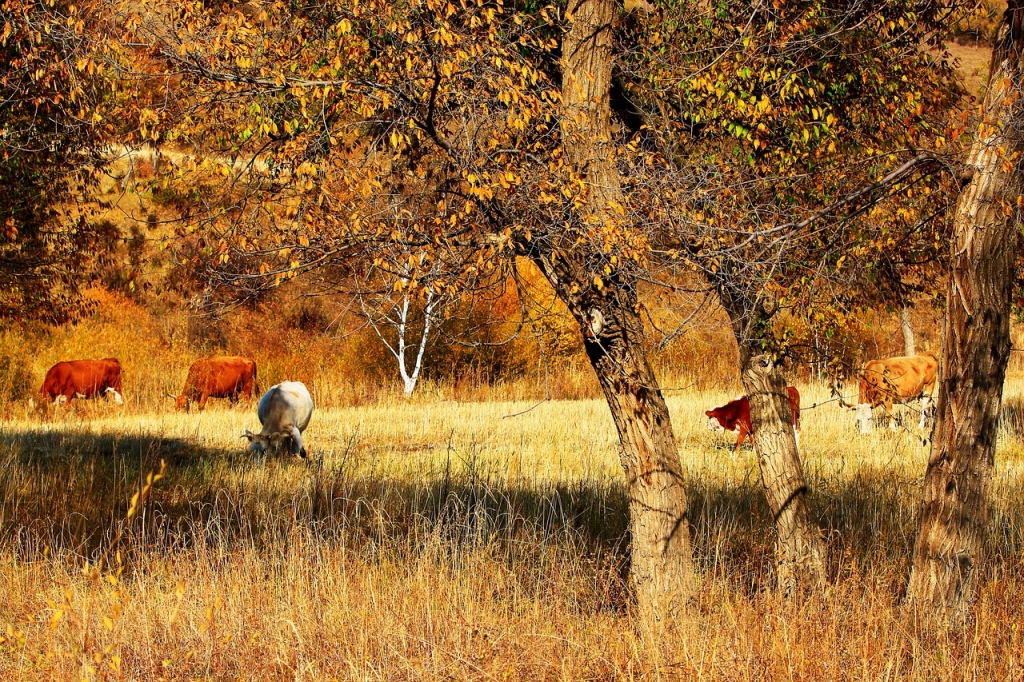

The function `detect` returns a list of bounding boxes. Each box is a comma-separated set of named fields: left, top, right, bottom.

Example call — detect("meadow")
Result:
left=2, top=384, right=1024, bottom=681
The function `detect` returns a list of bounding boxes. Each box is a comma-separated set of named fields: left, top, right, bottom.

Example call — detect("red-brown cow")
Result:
left=173, top=356, right=257, bottom=412
left=844, top=352, right=938, bottom=433
left=41, top=358, right=124, bottom=406
left=705, top=386, right=801, bottom=455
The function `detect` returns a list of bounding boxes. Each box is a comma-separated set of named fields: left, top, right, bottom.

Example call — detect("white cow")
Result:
left=242, top=381, right=314, bottom=458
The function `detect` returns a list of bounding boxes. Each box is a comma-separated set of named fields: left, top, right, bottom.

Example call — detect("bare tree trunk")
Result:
left=718, top=291, right=825, bottom=592
left=907, top=3, right=1024, bottom=621
left=900, top=305, right=916, bottom=356
left=539, top=0, right=694, bottom=617
left=738, top=349, right=825, bottom=592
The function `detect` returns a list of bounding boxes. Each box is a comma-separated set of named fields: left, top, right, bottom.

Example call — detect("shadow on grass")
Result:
left=2, top=427, right=1023, bottom=602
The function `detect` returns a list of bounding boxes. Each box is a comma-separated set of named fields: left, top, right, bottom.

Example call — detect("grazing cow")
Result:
left=41, top=358, right=124, bottom=406
left=173, top=356, right=257, bottom=412
left=706, top=386, right=801, bottom=455
left=242, top=381, right=314, bottom=458
left=846, top=352, right=938, bottom=434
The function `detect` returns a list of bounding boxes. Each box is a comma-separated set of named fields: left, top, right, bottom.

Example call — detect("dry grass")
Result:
left=2, top=385, right=1024, bottom=681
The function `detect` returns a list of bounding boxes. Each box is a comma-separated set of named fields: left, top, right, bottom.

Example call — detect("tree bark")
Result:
left=907, top=3, right=1024, bottom=620
left=718, top=292, right=825, bottom=592
left=539, top=0, right=695, bottom=616
left=738, top=348, right=825, bottom=592
left=900, top=305, right=916, bottom=356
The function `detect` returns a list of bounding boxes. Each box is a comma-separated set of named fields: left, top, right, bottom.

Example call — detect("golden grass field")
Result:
left=2, top=384, right=1024, bottom=681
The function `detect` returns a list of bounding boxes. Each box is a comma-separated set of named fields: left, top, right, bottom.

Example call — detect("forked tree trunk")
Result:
left=719, top=294, right=825, bottom=592
left=907, top=3, right=1024, bottom=620
left=544, top=0, right=695, bottom=616
left=900, top=305, right=916, bottom=356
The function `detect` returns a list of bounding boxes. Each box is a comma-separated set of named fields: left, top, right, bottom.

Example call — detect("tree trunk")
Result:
left=542, top=0, right=695, bottom=616
left=717, top=290, right=825, bottom=592
left=907, top=3, right=1024, bottom=620
left=529, top=252, right=696, bottom=615
left=900, top=305, right=916, bottom=356
left=567, top=286, right=695, bottom=616
left=738, top=348, right=825, bottom=592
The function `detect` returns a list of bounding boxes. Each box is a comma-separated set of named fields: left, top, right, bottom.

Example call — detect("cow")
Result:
left=41, top=358, right=124, bottom=406
left=172, top=356, right=257, bottom=412
left=706, top=386, right=801, bottom=455
left=242, top=381, right=314, bottom=459
left=844, top=352, right=938, bottom=434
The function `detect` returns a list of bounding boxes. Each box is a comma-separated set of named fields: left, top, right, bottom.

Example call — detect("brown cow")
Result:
left=41, top=358, right=124, bottom=405
left=173, top=356, right=257, bottom=412
left=706, top=386, right=801, bottom=455
left=846, top=352, right=938, bottom=433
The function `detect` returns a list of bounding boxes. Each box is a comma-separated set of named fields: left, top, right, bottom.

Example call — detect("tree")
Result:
left=355, top=248, right=448, bottom=397
left=615, top=0, right=962, bottom=588
left=0, top=0, right=116, bottom=323
left=538, top=0, right=695, bottom=614
left=108, top=0, right=967, bottom=613
left=908, top=1, right=1024, bottom=621
left=900, top=305, right=916, bottom=356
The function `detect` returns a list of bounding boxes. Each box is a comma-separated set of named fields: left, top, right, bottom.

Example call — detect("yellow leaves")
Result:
left=75, top=57, right=95, bottom=74
left=389, top=130, right=409, bottom=149
left=127, top=460, right=166, bottom=520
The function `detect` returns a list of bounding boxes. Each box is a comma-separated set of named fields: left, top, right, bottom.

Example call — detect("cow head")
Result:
left=242, top=430, right=283, bottom=457
left=706, top=408, right=738, bottom=433
left=854, top=404, right=874, bottom=434
left=104, top=387, right=124, bottom=405
left=172, top=394, right=190, bottom=412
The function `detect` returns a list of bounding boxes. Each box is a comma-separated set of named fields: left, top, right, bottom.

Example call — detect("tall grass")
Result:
left=2, top=386, right=1023, bottom=680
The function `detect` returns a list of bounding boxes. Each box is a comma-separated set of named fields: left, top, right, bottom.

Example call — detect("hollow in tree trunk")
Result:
left=907, top=2, right=1024, bottom=621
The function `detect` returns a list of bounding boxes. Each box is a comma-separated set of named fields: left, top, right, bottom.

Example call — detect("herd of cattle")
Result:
left=705, top=352, right=939, bottom=452
left=40, top=356, right=314, bottom=458
left=38, top=351, right=939, bottom=458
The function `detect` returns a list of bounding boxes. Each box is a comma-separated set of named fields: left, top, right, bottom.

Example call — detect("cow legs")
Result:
left=289, top=426, right=306, bottom=458
left=855, top=404, right=874, bottom=434
left=197, top=393, right=209, bottom=411
left=885, top=402, right=899, bottom=430
left=734, top=427, right=748, bottom=456
left=919, top=396, right=933, bottom=429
